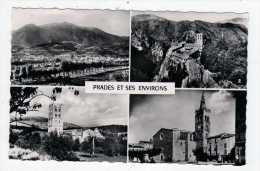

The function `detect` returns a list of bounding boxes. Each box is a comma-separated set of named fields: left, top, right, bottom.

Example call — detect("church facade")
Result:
left=152, top=92, right=235, bottom=163
left=153, top=128, right=196, bottom=162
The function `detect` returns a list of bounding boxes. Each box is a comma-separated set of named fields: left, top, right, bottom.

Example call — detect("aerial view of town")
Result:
left=129, top=90, right=246, bottom=165
left=11, top=9, right=130, bottom=85
left=9, top=86, right=128, bottom=162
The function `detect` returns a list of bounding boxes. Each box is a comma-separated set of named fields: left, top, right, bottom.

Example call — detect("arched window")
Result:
left=159, top=133, right=164, bottom=141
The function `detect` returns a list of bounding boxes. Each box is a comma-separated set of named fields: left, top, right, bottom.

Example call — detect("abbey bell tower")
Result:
left=48, top=102, right=63, bottom=135
left=195, top=92, right=211, bottom=153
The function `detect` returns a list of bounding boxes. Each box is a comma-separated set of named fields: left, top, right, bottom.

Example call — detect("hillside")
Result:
left=10, top=116, right=81, bottom=130
left=12, top=22, right=128, bottom=47
left=12, top=22, right=129, bottom=57
left=220, top=17, right=248, bottom=27
left=131, top=14, right=248, bottom=88
left=87, top=125, right=127, bottom=134
left=10, top=116, right=127, bottom=134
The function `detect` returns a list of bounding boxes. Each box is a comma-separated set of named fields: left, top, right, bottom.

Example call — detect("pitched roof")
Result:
left=207, top=133, right=235, bottom=139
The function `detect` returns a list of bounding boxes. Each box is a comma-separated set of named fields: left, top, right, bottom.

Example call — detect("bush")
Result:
left=14, top=132, right=41, bottom=150
left=80, top=140, right=91, bottom=153
left=72, top=138, right=80, bottom=151
left=193, top=147, right=207, bottom=161
left=9, top=146, right=40, bottom=160
left=118, top=136, right=127, bottom=156
left=103, top=137, right=119, bottom=156
left=43, top=132, right=79, bottom=161
left=9, top=129, right=19, bottom=145
left=29, top=132, right=41, bottom=150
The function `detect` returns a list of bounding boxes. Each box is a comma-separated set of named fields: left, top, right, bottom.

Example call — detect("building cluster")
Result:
left=12, top=48, right=128, bottom=66
left=132, top=92, right=235, bottom=163
left=11, top=49, right=129, bottom=84
left=54, top=53, right=128, bottom=65
left=47, top=102, right=127, bottom=143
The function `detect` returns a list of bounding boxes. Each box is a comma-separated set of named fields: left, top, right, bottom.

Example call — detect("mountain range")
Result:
left=12, top=22, right=128, bottom=48
left=219, top=17, right=248, bottom=27
left=131, top=14, right=247, bottom=87
left=11, top=116, right=81, bottom=130
left=11, top=116, right=127, bottom=133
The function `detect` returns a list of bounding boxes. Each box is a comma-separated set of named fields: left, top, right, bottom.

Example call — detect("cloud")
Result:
left=129, top=90, right=236, bottom=143
left=26, top=87, right=128, bottom=127
left=133, top=11, right=248, bottom=24
left=207, top=90, right=234, bottom=116
left=103, top=106, right=120, bottom=115
left=12, top=8, right=130, bottom=36
left=206, top=90, right=235, bottom=135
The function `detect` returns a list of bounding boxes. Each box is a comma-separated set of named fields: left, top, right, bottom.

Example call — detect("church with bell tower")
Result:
left=194, top=92, right=211, bottom=153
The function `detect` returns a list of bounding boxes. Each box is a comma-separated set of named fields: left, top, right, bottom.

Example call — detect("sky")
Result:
left=12, top=8, right=130, bottom=36
left=132, top=11, right=248, bottom=25
left=129, top=90, right=236, bottom=143
left=22, top=87, right=128, bottom=127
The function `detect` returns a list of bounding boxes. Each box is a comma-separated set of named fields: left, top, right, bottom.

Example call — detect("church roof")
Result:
left=207, top=133, right=235, bottom=140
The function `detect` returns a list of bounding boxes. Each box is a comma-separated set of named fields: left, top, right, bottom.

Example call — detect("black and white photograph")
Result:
left=128, top=90, right=246, bottom=165
left=131, top=11, right=248, bottom=89
left=11, top=8, right=130, bottom=86
left=9, top=86, right=128, bottom=162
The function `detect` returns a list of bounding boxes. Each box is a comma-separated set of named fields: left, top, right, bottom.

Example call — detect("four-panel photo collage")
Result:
left=9, top=8, right=247, bottom=165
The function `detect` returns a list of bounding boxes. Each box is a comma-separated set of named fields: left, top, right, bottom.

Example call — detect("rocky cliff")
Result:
left=131, top=14, right=247, bottom=88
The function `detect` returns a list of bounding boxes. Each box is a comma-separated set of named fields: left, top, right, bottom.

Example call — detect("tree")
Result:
left=21, top=66, right=27, bottom=79
left=9, top=87, right=70, bottom=122
left=43, top=132, right=78, bottom=161
left=72, top=138, right=80, bottom=151
left=193, top=147, right=207, bottom=162
left=61, top=61, right=72, bottom=76
left=14, top=132, right=41, bottom=150
left=80, top=139, right=91, bottom=154
left=9, top=129, right=18, bottom=145
left=29, top=132, right=41, bottom=150
left=10, top=87, right=38, bottom=122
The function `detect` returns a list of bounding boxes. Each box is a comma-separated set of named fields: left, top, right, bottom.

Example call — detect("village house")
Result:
left=207, top=133, right=235, bottom=161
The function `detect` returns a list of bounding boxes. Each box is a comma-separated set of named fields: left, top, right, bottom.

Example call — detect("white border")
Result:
left=1, top=0, right=260, bottom=171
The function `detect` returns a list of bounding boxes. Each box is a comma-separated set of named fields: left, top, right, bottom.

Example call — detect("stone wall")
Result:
left=153, top=128, right=173, bottom=161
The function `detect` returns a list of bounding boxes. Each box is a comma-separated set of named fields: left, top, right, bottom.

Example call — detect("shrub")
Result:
left=193, top=147, right=207, bottom=161
left=103, top=136, right=120, bottom=156
left=14, top=132, right=41, bottom=150
left=80, top=140, right=91, bottom=154
left=28, top=132, right=41, bottom=150
left=9, top=146, right=40, bottom=160
left=72, top=138, right=80, bottom=151
left=43, top=132, right=79, bottom=161
left=9, top=129, right=19, bottom=145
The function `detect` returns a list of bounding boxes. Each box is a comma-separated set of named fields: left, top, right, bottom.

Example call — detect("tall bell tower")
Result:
left=194, top=92, right=211, bottom=153
left=48, top=102, right=63, bottom=135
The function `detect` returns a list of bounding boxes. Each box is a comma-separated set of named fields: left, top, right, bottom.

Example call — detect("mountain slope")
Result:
left=12, top=22, right=128, bottom=48
left=10, top=116, right=81, bottom=130
left=131, top=14, right=247, bottom=87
